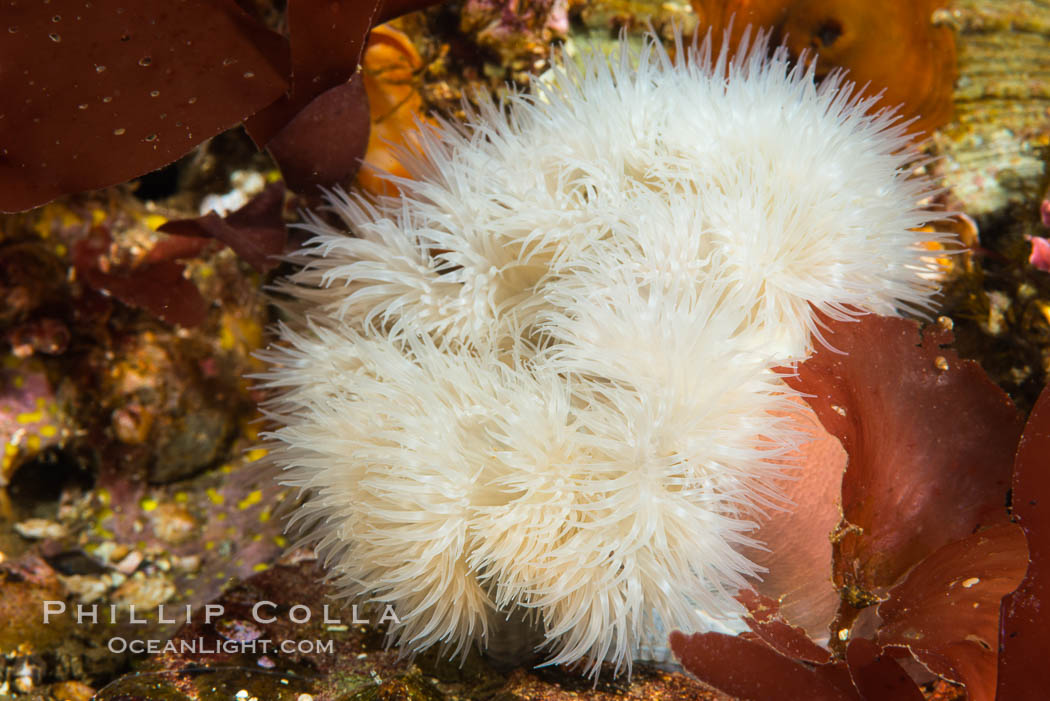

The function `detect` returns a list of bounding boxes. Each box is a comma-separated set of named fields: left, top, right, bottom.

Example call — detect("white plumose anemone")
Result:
left=259, top=29, right=946, bottom=676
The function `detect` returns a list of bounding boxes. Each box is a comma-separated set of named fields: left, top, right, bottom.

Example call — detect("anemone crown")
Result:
left=259, top=28, right=945, bottom=677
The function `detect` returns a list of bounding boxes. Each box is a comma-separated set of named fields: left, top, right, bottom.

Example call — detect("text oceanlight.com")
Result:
left=107, top=637, right=336, bottom=655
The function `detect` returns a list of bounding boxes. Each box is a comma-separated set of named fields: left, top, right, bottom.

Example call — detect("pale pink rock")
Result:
left=1030, top=234, right=1050, bottom=272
